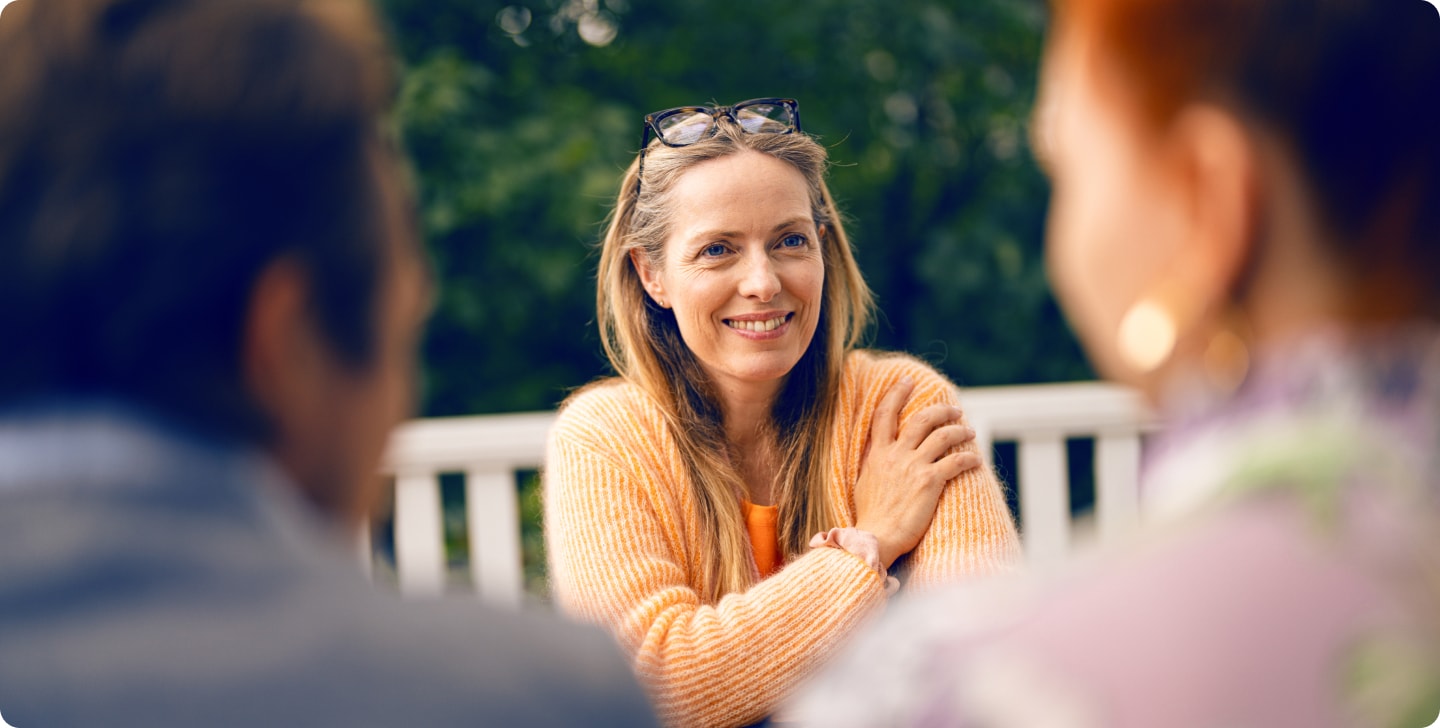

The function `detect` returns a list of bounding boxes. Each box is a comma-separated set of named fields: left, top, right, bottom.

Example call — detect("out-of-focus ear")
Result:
left=243, top=256, right=321, bottom=424
left=241, top=256, right=358, bottom=520
left=1168, top=103, right=1262, bottom=306
left=629, top=248, right=670, bottom=308
left=1113, top=104, right=1262, bottom=388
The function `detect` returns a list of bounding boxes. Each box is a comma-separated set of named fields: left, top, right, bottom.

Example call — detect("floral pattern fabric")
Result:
left=791, top=326, right=1440, bottom=728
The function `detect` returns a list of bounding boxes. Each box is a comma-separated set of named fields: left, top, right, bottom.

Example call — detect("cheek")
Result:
left=666, top=271, right=719, bottom=318
left=794, top=259, right=825, bottom=306
left=341, top=335, right=418, bottom=518
left=661, top=273, right=725, bottom=357
left=352, top=284, right=424, bottom=513
left=1048, top=177, right=1132, bottom=333
left=1046, top=164, right=1189, bottom=377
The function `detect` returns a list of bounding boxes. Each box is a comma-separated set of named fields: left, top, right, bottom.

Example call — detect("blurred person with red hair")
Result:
left=792, top=1, right=1440, bottom=725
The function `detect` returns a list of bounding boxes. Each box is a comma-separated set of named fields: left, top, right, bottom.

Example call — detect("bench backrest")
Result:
left=372, top=381, right=1157, bottom=606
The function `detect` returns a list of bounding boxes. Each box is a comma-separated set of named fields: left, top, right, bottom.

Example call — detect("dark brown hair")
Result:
left=1056, top=0, right=1440, bottom=303
left=0, top=0, right=406, bottom=439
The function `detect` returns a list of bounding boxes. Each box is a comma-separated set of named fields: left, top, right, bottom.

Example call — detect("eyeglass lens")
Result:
left=655, top=102, right=794, bottom=145
left=733, top=102, right=793, bottom=133
left=656, top=111, right=714, bottom=145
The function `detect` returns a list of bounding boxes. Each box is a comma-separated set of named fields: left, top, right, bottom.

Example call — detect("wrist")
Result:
left=853, top=521, right=902, bottom=570
left=875, top=539, right=902, bottom=571
left=810, top=527, right=901, bottom=595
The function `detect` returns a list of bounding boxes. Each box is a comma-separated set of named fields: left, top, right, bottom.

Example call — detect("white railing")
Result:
left=373, top=381, right=1159, bottom=606
left=961, top=382, right=1159, bottom=564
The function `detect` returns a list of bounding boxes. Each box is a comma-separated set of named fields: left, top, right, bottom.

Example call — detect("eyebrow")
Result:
left=686, top=217, right=813, bottom=243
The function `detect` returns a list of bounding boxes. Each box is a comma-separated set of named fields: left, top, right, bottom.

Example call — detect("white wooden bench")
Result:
left=371, top=381, right=1158, bottom=606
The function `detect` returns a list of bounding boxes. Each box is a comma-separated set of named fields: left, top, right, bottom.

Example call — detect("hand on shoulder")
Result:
left=851, top=359, right=981, bottom=568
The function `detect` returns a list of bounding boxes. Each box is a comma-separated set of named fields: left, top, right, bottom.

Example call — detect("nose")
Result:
left=736, top=250, right=781, bottom=302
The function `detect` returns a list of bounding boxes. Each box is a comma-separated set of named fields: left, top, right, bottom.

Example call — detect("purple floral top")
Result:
left=790, top=327, right=1440, bottom=727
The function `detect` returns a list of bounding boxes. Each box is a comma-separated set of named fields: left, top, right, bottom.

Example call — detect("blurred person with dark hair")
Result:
left=792, top=1, right=1440, bottom=726
left=0, top=0, right=656, bottom=725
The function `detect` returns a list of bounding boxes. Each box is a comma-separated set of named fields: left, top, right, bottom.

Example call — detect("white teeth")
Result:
left=726, top=315, right=788, bottom=332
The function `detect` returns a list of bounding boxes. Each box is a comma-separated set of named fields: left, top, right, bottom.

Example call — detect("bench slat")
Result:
left=1096, top=431, right=1142, bottom=544
left=394, top=471, right=446, bottom=598
left=1017, top=434, right=1069, bottom=567
left=466, top=468, right=524, bottom=608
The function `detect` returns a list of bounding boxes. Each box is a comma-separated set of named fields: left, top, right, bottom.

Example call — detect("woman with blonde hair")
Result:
left=544, top=99, right=1021, bottom=726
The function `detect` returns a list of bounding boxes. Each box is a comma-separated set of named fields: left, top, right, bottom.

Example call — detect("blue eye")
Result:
left=780, top=233, right=807, bottom=248
left=702, top=243, right=728, bottom=257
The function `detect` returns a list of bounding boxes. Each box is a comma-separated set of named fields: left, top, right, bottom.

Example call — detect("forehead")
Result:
left=1035, top=29, right=1142, bottom=165
left=666, top=151, right=813, bottom=231
left=1036, top=29, right=1090, bottom=137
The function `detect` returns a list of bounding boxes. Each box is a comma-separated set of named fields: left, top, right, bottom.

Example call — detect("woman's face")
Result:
left=1034, top=29, right=1192, bottom=385
left=634, top=150, right=825, bottom=399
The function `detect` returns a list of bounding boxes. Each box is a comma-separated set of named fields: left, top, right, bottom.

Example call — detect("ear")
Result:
left=1165, top=104, right=1262, bottom=307
left=242, top=257, right=329, bottom=444
left=629, top=247, right=670, bottom=308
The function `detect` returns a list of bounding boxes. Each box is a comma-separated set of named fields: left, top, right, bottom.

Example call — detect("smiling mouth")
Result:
left=724, top=313, right=793, bottom=332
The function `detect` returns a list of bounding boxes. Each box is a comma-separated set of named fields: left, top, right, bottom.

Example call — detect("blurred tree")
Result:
left=378, top=0, right=1092, bottom=417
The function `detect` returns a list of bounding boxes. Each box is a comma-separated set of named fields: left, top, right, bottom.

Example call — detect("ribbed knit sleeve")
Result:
left=545, top=381, right=890, bottom=728
left=835, top=353, right=1024, bottom=590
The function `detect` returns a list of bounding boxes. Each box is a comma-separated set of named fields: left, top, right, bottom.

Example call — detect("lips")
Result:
left=724, top=313, right=793, bottom=332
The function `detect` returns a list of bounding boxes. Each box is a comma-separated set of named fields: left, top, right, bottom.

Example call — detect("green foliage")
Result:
left=517, top=471, right=549, bottom=598
left=379, top=0, right=1092, bottom=417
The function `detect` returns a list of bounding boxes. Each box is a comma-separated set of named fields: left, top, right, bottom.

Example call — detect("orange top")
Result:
left=741, top=500, right=782, bottom=578
left=546, top=350, right=1023, bottom=727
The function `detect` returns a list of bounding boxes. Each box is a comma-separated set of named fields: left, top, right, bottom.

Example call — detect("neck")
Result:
left=1243, top=133, right=1440, bottom=343
left=716, top=379, right=779, bottom=450
left=1157, top=150, right=1429, bottom=405
left=713, top=377, right=783, bottom=504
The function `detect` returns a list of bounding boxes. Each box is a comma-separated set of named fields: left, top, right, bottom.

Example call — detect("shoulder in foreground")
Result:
left=326, top=595, right=660, bottom=726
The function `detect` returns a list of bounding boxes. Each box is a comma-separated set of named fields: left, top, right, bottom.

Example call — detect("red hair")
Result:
left=1053, top=0, right=1440, bottom=288
left=1056, top=0, right=1258, bottom=127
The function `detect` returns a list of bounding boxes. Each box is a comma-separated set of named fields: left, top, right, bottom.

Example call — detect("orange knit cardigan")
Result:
left=544, top=351, right=1022, bottom=727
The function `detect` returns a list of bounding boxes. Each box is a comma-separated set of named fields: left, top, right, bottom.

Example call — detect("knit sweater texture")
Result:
left=544, top=350, right=1022, bottom=727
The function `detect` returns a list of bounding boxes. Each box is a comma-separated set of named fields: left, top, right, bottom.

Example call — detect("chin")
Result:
left=725, top=355, right=804, bottom=384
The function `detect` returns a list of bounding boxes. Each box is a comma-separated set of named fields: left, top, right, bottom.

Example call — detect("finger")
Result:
left=955, top=419, right=976, bottom=444
left=931, top=449, right=982, bottom=485
left=897, top=402, right=964, bottom=451
left=916, top=424, right=977, bottom=464
left=870, top=378, right=914, bottom=446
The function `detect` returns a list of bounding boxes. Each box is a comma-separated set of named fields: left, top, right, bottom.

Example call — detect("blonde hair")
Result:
left=594, top=121, right=874, bottom=603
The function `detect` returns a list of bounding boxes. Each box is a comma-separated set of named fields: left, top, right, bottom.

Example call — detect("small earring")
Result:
left=1117, top=289, right=1251, bottom=393
left=1201, top=312, right=1250, bottom=394
left=1117, top=297, right=1181, bottom=374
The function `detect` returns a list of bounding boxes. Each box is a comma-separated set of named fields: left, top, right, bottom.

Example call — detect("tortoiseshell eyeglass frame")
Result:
left=634, top=97, right=801, bottom=199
